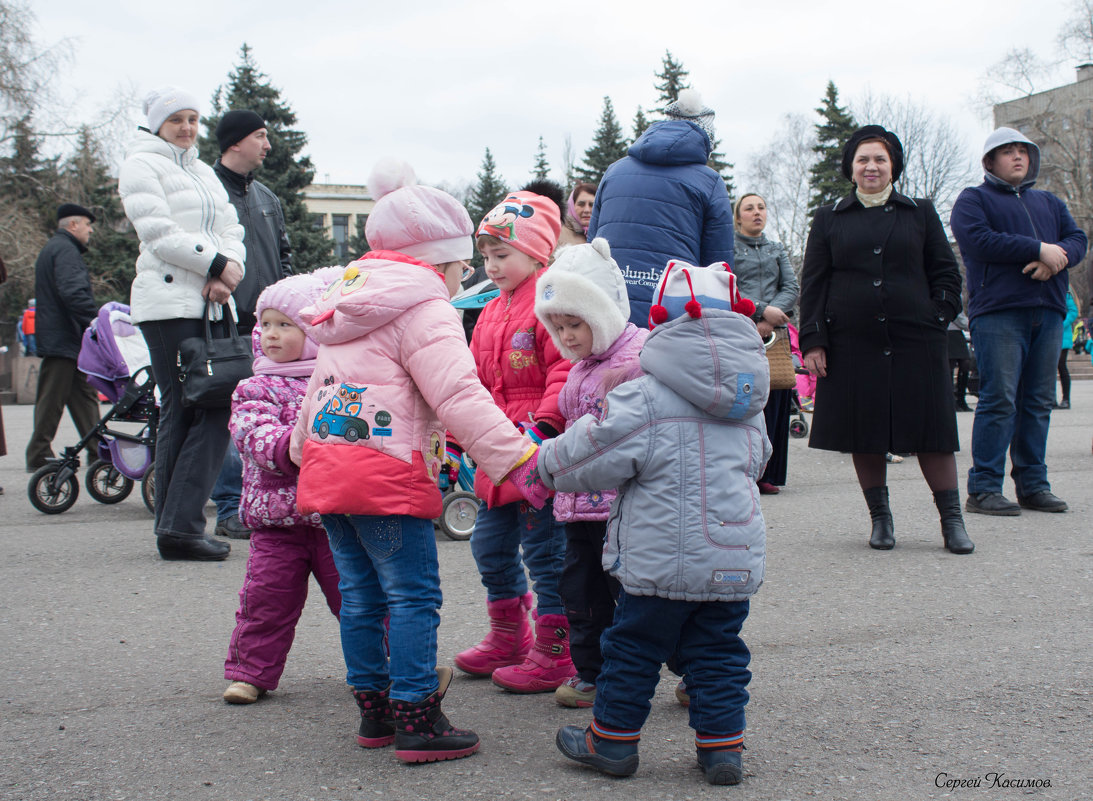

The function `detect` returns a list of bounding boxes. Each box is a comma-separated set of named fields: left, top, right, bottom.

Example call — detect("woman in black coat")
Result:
left=799, top=125, right=973, bottom=554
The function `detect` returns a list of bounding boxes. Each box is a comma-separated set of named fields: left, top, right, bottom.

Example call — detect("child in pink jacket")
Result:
left=453, top=191, right=576, bottom=694
left=223, top=271, right=342, bottom=705
left=533, top=237, right=647, bottom=710
left=289, top=160, right=538, bottom=764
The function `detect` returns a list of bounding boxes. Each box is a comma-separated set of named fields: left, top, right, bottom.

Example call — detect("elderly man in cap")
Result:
left=208, top=110, right=294, bottom=539
left=25, top=204, right=101, bottom=472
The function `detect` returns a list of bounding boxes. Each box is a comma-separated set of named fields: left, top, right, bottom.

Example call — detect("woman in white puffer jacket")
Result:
left=119, top=86, right=246, bottom=562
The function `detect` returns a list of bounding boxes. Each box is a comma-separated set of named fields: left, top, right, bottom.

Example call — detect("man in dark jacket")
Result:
left=950, top=128, right=1088, bottom=516
left=25, top=204, right=101, bottom=471
left=587, top=90, right=734, bottom=327
left=210, top=110, right=294, bottom=538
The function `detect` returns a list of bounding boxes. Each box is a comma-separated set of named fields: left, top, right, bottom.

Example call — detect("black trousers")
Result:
left=760, top=388, right=791, bottom=486
left=141, top=319, right=231, bottom=539
left=559, top=520, right=620, bottom=684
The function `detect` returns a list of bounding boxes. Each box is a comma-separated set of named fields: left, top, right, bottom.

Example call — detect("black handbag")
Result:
left=176, top=302, right=253, bottom=409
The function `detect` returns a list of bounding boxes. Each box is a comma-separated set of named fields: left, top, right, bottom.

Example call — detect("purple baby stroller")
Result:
left=27, top=302, right=158, bottom=515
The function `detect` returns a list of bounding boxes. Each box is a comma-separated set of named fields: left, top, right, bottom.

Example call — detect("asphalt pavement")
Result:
left=1, top=388, right=1090, bottom=801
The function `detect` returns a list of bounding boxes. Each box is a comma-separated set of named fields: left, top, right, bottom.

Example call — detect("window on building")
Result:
left=332, top=214, right=350, bottom=260
left=311, top=213, right=326, bottom=231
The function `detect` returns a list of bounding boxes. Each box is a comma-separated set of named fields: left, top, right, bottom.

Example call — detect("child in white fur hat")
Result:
left=533, top=238, right=647, bottom=710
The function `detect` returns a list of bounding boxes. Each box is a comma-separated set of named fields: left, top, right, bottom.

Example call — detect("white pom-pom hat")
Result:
left=364, top=159, right=473, bottom=265
left=143, top=86, right=202, bottom=136
left=664, top=88, right=716, bottom=146
left=535, top=237, right=630, bottom=359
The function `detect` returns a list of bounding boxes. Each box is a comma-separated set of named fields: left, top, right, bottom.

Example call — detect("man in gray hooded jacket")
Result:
left=950, top=128, right=1087, bottom=516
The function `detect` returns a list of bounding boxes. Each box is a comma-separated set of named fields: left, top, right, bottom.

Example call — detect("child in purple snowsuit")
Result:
left=222, top=271, right=342, bottom=704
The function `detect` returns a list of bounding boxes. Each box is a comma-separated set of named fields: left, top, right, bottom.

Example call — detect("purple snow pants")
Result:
left=224, top=524, right=342, bottom=690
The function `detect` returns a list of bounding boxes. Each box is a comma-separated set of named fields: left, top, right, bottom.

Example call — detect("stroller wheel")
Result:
left=439, top=491, right=478, bottom=541
left=85, top=459, right=134, bottom=504
left=141, top=468, right=156, bottom=515
left=28, top=464, right=79, bottom=514
left=789, top=418, right=809, bottom=439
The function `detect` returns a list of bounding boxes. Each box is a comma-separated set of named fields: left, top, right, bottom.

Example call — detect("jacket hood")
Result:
left=627, top=120, right=711, bottom=167
left=125, top=127, right=199, bottom=166
left=297, top=251, right=449, bottom=345
left=982, top=127, right=1040, bottom=189
left=638, top=309, right=768, bottom=418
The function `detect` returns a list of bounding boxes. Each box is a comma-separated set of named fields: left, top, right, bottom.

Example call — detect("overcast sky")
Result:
left=33, top=0, right=1077, bottom=193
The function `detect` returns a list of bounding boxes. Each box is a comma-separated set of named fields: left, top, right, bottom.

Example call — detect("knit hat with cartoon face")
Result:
left=476, top=191, right=561, bottom=267
left=535, top=238, right=629, bottom=359
left=648, top=260, right=755, bottom=328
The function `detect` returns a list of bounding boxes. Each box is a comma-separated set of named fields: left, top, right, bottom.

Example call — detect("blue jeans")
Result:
left=470, top=499, right=565, bottom=615
left=968, top=307, right=1063, bottom=497
left=322, top=514, right=442, bottom=703
left=595, top=593, right=751, bottom=735
left=211, top=440, right=243, bottom=521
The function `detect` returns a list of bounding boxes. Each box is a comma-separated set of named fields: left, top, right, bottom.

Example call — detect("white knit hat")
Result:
left=143, top=86, right=202, bottom=135
left=665, top=88, right=716, bottom=146
left=535, top=237, right=629, bottom=359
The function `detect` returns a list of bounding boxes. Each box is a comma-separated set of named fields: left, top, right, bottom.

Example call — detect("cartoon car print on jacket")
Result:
left=313, top=384, right=371, bottom=442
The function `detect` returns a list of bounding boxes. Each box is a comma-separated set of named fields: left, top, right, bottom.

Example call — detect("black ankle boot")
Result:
left=863, top=486, right=895, bottom=550
left=391, top=666, right=479, bottom=763
left=352, top=686, right=394, bottom=747
left=933, top=489, right=975, bottom=554
left=156, top=534, right=230, bottom=561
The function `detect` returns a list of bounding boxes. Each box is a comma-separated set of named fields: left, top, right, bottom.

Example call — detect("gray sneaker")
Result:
left=965, top=492, right=1021, bottom=516
left=1017, top=491, right=1068, bottom=513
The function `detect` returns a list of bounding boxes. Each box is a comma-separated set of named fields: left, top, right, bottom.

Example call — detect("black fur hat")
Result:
left=841, top=125, right=904, bottom=183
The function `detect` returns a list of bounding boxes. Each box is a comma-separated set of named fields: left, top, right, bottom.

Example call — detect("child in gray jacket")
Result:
left=515, top=259, right=770, bottom=785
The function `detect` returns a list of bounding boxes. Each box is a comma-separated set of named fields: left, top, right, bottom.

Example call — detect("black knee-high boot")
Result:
left=933, top=489, right=975, bottom=554
left=863, top=486, right=895, bottom=550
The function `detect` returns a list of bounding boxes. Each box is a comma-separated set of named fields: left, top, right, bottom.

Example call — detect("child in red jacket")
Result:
left=454, top=192, right=575, bottom=693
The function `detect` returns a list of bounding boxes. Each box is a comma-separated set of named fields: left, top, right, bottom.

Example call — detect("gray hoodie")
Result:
left=538, top=309, right=771, bottom=602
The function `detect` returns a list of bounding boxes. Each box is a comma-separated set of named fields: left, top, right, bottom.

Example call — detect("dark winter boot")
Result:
left=863, top=486, right=895, bottom=550
left=933, top=489, right=975, bottom=554
left=555, top=723, right=639, bottom=777
left=391, top=666, right=479, bottom=763
left=352, top=686, right=394, bottom=748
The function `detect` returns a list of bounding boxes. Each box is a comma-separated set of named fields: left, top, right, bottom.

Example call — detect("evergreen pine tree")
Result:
left=577, top=97, right=627, bottom=184
left=348, top=215, right=370, bottom=260
left=64, top=126, right=139, bottom=304
left=808, top=81, right=858, bottom=213
left=466, top=148, right=508, bottom=267
left=531, top=136, right=550, bottom=180
left=0, top=114, right=60, bottom=236
left=199, top=44, right=332, bottom=271
left=631, top=107, right=650, bottom=142
left=708, top=138, right=736, bottom=200
left=653, top=50, right=690, bottom=113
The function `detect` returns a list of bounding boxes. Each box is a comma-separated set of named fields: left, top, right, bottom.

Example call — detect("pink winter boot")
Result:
left=454, top=593, right=533, bottom=676
left=491, top=613, right=576, bottom=693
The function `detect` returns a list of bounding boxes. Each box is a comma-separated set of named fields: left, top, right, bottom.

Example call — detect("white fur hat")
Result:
left=535, top=237, right=629, bottom=359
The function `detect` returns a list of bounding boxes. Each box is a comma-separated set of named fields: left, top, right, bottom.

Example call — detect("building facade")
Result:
left=303, top=184, right=375, bottom=263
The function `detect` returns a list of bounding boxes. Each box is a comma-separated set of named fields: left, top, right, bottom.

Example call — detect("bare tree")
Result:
left=1058, top=0, right=1093, bottom=63
left=743, top=113, right=817, bottom=272
left=851, top=91, right=978, bottom=221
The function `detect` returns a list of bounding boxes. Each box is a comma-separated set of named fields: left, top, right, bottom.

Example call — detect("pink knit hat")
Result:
left=364, top=159, right=474, bottom=265
left=476, top=191, right=561, bottom=267
left=252, top=272, right=327, bottom=376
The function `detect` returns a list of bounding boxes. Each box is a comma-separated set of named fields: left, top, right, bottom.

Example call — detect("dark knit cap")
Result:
left=216, top=110, right=267, bottom=152
left=841, top=125, right=904, bottom=183
left=57, top=203, right=95, bottom=223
